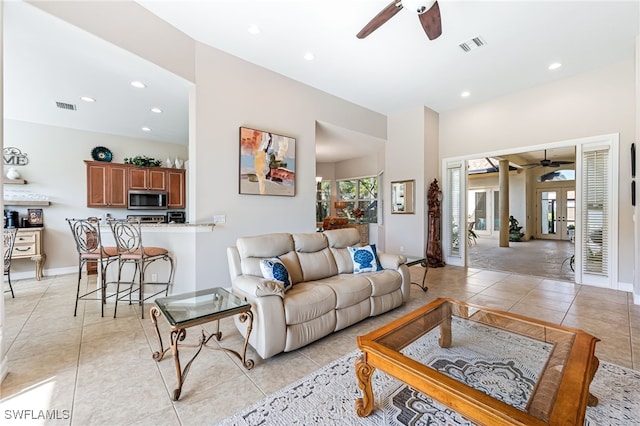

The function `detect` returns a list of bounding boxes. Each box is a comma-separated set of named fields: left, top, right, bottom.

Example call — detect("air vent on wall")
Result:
left=55, top=101, right=77, bottom=111
left=458, top=35, right=487, bottom=53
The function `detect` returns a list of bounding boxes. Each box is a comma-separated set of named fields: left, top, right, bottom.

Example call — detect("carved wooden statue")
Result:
left=426, top=178, right=445, bottom=268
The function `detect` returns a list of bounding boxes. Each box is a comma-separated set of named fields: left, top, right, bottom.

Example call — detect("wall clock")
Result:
left=91, top=146, right=112, bottom=162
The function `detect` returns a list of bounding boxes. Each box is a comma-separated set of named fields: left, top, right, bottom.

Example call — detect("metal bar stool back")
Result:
left=66, top=218, right=119, bottom=316
left=4, top=228, right=18, bottom=298
left=109, top=219, right=174, bottom=318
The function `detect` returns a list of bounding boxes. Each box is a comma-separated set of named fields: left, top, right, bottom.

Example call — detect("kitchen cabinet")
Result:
left=129, top=167, right=167, bottom=191
left=13, top=228, right=45, bottom=280
left=85, top=161, right=186, bottom=209
left=85, top=161, right=128, bottom=207
left=167, top=169, right=186, bottom=208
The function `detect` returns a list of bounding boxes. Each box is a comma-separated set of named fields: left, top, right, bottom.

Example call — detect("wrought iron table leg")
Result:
left=410, top=260, right=429, bottom=292
left=150, top=306, right=169, bottom=361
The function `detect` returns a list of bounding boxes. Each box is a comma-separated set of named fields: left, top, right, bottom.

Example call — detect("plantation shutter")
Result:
left=581, top=148, right=609, bottom=275
left=577, top=135, right=618, bottom=288
left=444, top=161, right=465, bottom=266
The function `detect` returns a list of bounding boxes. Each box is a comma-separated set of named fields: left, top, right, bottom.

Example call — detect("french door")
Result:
left=536, top=187, right=575, bottom=241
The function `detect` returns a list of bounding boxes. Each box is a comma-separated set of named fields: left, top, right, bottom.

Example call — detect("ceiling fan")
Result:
left=357, top=0, right=442, bottom=40
left=523, top=150, right=575, bottom=168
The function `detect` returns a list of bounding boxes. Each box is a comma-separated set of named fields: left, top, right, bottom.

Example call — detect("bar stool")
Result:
left=109, top=219, right=174, bottom=318
left=3, top=228, right=17, bottom=298
left=66, top=218, right=120, bottom=316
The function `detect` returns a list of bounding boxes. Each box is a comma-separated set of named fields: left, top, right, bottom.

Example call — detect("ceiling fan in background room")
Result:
left=357, top=0, right=442, bottom=40
left=523, top=150, right=575, bottom=168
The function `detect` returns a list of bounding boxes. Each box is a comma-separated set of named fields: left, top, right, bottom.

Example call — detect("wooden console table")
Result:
left=12, top=228, right=45, bottom=280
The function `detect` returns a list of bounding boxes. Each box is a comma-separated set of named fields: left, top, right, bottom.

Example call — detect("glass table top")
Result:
left=403, top=255, right=426, bottom=266
left=155, top=287, right=249, bottom=326
left=363, top=298, right=587, bottom=422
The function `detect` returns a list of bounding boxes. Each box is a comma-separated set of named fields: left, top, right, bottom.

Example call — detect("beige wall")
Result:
left=440, top=59, right=636, bottom=285
left=4, top=120, right=188, bottom=277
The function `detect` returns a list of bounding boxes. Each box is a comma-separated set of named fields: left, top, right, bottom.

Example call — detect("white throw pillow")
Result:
left=347, top=245, right=380, bottom=274
left=259, top=257, right=293, bottom=291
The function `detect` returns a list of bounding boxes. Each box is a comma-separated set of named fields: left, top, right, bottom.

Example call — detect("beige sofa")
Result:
left=227, top=228, right=411, bottom=359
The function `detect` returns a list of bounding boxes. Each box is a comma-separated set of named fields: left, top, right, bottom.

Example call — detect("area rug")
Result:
left=218, top=320, right=640, bottom=425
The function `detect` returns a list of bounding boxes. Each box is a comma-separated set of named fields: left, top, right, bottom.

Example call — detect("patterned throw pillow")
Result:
left=347, top=244, right=381, bottom=274
left=260, top=257, right=293, bottom=291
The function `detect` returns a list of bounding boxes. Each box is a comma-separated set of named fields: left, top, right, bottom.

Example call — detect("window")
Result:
left=315, top=180, right=331, bottom=223
left=336, top=176, right=378, bottom=223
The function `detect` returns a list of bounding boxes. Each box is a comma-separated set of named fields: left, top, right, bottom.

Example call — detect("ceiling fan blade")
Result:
left=418, top=1, right=442, bottom=40
left=357, top=0, right=403, bottom=39
left=553, top=160, right=575, bottom=165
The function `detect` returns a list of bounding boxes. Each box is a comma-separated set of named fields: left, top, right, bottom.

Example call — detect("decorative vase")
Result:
left=165, top=157, right=173, bottom=168
left=175, top=158, right=184, bottom=169
left=6, top=168, right=20, bottom=180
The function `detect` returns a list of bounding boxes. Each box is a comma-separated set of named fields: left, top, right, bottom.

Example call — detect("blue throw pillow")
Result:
left=348, top=245, right=380, bottom=274
left=260, top=257, right=292, bottom=291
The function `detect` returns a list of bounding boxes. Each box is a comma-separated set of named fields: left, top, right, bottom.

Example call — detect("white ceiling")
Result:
left=4, top=1, right=190, bottom=145
left=4, top=1, right=639, bottom=162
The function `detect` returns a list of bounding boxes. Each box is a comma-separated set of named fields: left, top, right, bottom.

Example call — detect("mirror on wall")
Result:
left=391, top=180, right=415, bottom=214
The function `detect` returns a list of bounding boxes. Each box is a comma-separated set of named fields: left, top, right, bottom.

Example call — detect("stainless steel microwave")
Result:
left=128, top=190, right=168, bottom=210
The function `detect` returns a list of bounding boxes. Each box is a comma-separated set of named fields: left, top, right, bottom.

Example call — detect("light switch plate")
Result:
left=213, top=215, right=226, bottom=224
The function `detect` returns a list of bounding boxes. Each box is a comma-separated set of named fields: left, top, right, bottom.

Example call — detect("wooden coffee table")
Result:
left=355, top=298, right=600, bottom=425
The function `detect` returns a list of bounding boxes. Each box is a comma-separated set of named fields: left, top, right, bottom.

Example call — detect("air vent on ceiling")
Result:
left=458, top=35, right=487, bottom=53
left=56, top=101, right=77, bottom=111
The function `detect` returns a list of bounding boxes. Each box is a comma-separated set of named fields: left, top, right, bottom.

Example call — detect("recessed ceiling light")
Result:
left=461, top=91, right=471, bottom=98
left=80, top=96, right=96, bottom=102
left=548, top=62, right=562, bottom=70
left=141, top=126, right=151, bottom=132
left=151, top=107, right=162, bottom=114
left=131, top=81, right=146, bottom=89
left=304, top=52, right=315, bottom=61
left=248, top=24, right=260, bottom=35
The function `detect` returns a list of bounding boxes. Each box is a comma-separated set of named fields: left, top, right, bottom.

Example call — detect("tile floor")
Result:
left=1, top=265, right=638, bottom=425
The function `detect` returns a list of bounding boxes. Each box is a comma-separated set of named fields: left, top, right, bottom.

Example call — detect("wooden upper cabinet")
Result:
left=167, top=169, right=186, bottom=208
left=86, top=161, right=185, bottom=209
left=86, top=161, right=128, bottom=207
left=129, top=168, right=167, bottom=191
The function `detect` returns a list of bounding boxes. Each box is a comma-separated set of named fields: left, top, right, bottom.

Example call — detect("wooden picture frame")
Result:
left=239, top=127, right=296, bottom=196
left=27, top=208, right=43, bottom=226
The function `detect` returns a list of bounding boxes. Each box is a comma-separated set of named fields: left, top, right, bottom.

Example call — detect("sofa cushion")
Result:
left=237, top=233, right=294, bottom=276
left=348, top=245, right=379, bottom=273
left=283, top=282, right=336, bottom=325
left=324, top=228, right=361, bottom=248
left=260, top=258, right=292, bottom=291
left=293, top=232, right=338, bottom=281
left=362, top=269, right=403, bottom=296
left=310, top=275, right=372, bottom=309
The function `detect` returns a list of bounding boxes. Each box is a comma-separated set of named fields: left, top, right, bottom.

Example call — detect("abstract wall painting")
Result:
left=239, top=127, right=296, bottom=196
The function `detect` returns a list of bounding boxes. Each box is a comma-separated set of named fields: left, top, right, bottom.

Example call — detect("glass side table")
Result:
left=404, top=255, right=428, bottom=292
left=150, top=287, right=254, bottom=400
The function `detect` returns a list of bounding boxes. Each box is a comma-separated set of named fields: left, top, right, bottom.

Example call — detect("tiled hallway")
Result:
left=469, top=237, right=575, bottom=282
left=1, top=265, right=638, bottom=425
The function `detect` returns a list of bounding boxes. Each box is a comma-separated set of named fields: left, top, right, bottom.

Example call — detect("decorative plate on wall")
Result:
left=91, top=146, right=112, bottom=162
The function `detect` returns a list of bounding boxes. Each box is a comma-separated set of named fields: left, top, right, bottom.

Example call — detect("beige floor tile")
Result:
left=466, top=294, right=517, bottom=311
left=477, top=286, right=526, bottom=302
left=2, top=267, right=638, bottom=426
left=508, top=303, right=566, bottom=325
left=517, top=293, right=572, bottom=312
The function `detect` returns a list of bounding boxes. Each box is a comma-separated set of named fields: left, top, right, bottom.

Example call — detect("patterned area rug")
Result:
left=218, top=321, right=640, bottom=425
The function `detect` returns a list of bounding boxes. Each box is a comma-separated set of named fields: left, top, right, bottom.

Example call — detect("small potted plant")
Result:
left=352, top=208, right=365, bottom=223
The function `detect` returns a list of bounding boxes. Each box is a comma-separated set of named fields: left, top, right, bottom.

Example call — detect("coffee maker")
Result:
left=4, top=210, right=19, bottom=228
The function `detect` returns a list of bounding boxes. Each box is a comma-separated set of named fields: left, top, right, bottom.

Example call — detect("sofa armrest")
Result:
left=232, top=275, right=285, bottom=298
left=378, top=253, right=407, bottom=270
left=232, top=274, right=288, bottom=359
